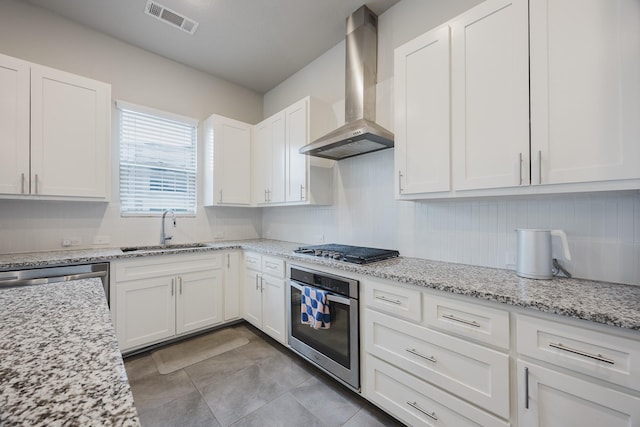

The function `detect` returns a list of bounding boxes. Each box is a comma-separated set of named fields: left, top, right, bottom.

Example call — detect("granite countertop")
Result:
left=0, top=278, right=140, bottom=427
left=1, top=239, right=639, bottom=331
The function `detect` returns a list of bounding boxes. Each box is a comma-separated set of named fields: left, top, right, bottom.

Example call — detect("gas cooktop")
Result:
left=294, top=244, right=400, bottom=264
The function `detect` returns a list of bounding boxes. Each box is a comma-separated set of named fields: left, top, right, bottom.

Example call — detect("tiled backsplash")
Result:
left=1, top=148, right=638, bottom=286
left=262, top=150, right=640, bottom=286
left=0, top=201, right=261, bottom=255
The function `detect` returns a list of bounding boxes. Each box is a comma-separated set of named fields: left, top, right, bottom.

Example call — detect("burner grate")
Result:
left=294, top=244, right=399, bottom=264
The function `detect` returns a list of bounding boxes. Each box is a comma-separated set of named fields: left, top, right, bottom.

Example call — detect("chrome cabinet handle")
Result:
left=260, top=275, right=264, bottom=292
left=171, top=277, right=175, bottom=296
left=398, top=170, right=404, bottom=194
left=537, top=150, right=542, bottom=184
left=442, top=313, right=480, bottom=328
left=34, top=173, right=39, bottom=194
left=406, top=348, right=437, bottom=363
left=21, top=173, right=25, bottom=194
left=549, top=342, right=614, bottom=365
left=518, top=153, right=523, bottom=185
left=375, top=295, right=401, bottom=305
left=406, top=401, right=437, bottom=421
left=300, top=184, right=305, bottom=200
left=255, top=274, right=259, bottom=290
left=227, top=253, right=230, bottom=268
left=265, top=261, right=278, bottom=270
left=524, top=366, right=530, bottom=409
left=179, top=276, right=182, bottom=295
left=219, top=189, right=223, bottom=203
left=264, top=189, right=268, bottom=203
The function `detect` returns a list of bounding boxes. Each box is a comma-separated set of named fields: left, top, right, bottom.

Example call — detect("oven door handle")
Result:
left=289, top=280, right=352, bottom=306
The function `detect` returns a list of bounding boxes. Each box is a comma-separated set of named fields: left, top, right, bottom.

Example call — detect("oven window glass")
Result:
left=290, top=286, right=350, bottom=368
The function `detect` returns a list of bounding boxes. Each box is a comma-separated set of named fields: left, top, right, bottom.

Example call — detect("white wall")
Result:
left=0, top=0, right=263, bottom=254
left=261, top=0, right=640, bottom=285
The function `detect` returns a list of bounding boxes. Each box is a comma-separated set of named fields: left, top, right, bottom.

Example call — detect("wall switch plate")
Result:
left=93, top=235, right=110, bottom=245
left=213, top=231, right=224, bottom=240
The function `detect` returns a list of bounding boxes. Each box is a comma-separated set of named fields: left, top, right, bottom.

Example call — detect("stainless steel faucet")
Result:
left=160, top=209, right=176, bottom=246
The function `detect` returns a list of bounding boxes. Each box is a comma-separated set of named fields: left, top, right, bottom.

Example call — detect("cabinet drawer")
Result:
left=365, top=355, right=509, bottom=427
left=517, top=314, right=640, bottom=392
left=261, top=256, right=285, bottom=278
left=244, top=252, right=261, bottom=271
left=365, top=309, right=509, bottom=418
left=424, top=293, right=509, bottom=349
left=364, top=280, right=422, bottom=322
left=115, top=253, right=219, bottom=282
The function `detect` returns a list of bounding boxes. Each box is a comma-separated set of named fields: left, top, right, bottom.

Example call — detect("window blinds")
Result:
left=118, top=101, right=197, bottom=215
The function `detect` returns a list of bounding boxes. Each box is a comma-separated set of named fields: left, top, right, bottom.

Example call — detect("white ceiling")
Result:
left=20, top=0, right=401, bottom=94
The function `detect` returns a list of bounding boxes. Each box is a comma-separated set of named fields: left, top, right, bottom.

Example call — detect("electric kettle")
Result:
left=516, top=229, right=571, bottom=279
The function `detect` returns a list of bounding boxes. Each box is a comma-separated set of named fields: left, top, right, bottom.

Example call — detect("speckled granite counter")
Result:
left=0, top=278, right=140, bottom=426
left=1, top=239, right=639, bottom=331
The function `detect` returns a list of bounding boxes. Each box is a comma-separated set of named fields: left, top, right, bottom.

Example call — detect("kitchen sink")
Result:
left=120, top=243, right=210, bottom=253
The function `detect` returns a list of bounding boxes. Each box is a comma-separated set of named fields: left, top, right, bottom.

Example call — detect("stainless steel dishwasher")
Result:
left=0, top=263, right=110, bottom=305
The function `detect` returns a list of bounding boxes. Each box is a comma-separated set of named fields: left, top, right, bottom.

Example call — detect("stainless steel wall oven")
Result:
left=287, top=265, right=359, bottom=390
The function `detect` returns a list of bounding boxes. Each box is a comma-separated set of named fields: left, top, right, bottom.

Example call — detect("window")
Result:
left=117, top=101, right=197, bottom=215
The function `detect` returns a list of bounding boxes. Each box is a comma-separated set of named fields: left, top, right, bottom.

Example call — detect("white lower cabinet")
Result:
left=365, top=310, right=509, bottom=418
left=223, top=251, right=241, bottom=321
left=114, top=253, right=224, bottom=352
left=517, top=360, right=640, bottom=427
left=362, top=281, right=510, bottom=425
left=243, top=252, right=286, bottom=343
left=516, top=313, right=640, bottom=427
left=366, top=355, right=508, bottom=427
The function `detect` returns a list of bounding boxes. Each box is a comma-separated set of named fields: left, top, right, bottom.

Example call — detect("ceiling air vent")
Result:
left=144, top=0, right=199, bottom=35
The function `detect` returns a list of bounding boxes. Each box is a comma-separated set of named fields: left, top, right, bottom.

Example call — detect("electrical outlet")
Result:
left=62, top=237, right=81, bottom=247
left=93, top=235, right=110, bottom=245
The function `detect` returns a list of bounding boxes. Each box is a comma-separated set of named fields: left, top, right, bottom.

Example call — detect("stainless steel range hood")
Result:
left=299, top=5, right=394, bottom=161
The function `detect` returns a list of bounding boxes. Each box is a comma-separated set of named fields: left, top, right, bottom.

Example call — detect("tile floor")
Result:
left=124, top=323, right=405, bottom=427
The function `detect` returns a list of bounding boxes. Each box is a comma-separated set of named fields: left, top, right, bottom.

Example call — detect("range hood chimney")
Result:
left=299, top=5, right=394, bottom=160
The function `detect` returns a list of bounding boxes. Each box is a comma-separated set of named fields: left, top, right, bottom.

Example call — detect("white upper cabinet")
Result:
left=529, top=0, right=640, bottom=185
left=0, top=53, right=111, bottom=200
left=395, top=0, right=640, bottom=199
left=394, top=24, right=451, bottom=197
left=252, top=111, right=285, bottom=205
left=204, top=114, right=252, bottom=206
left=451, top=0, right=530, bottom=191
left=251, top=96, right=335, bottom=207
left=0, top=54, right=29, bottom=196
left=285, top=99, right=309, bottom=203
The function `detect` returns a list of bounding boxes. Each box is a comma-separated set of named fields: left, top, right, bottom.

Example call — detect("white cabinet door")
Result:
left=243, top=270, right=262, bottom=328
left=0, top=54, right=30, bottom=196
left=216, top=116, right=251, bottom=205
left=30, top=64, right=110, bottom=198
left=285, top=98, right=309, bottom=202
left=451, top=0, right=530, bottom=191
left=116, top=276, right=176, bottom=350
left=529, top=0, right=640, bottom=185
left=224, top=251, right=241, bottom=321
left=176, top=268, right=223, bottom=334
left=518, top=360, right=640, bottom=427
left=261, top=274, right=286, bottom=344
left=207, top=114, right=252, bottom=206
left=253, top=112, right=286, bottom=205
left=395, top=25, right=451, bottom=196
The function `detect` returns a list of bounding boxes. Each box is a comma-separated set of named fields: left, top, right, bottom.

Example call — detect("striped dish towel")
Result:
left=301, top=286, right=331, bottom=329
